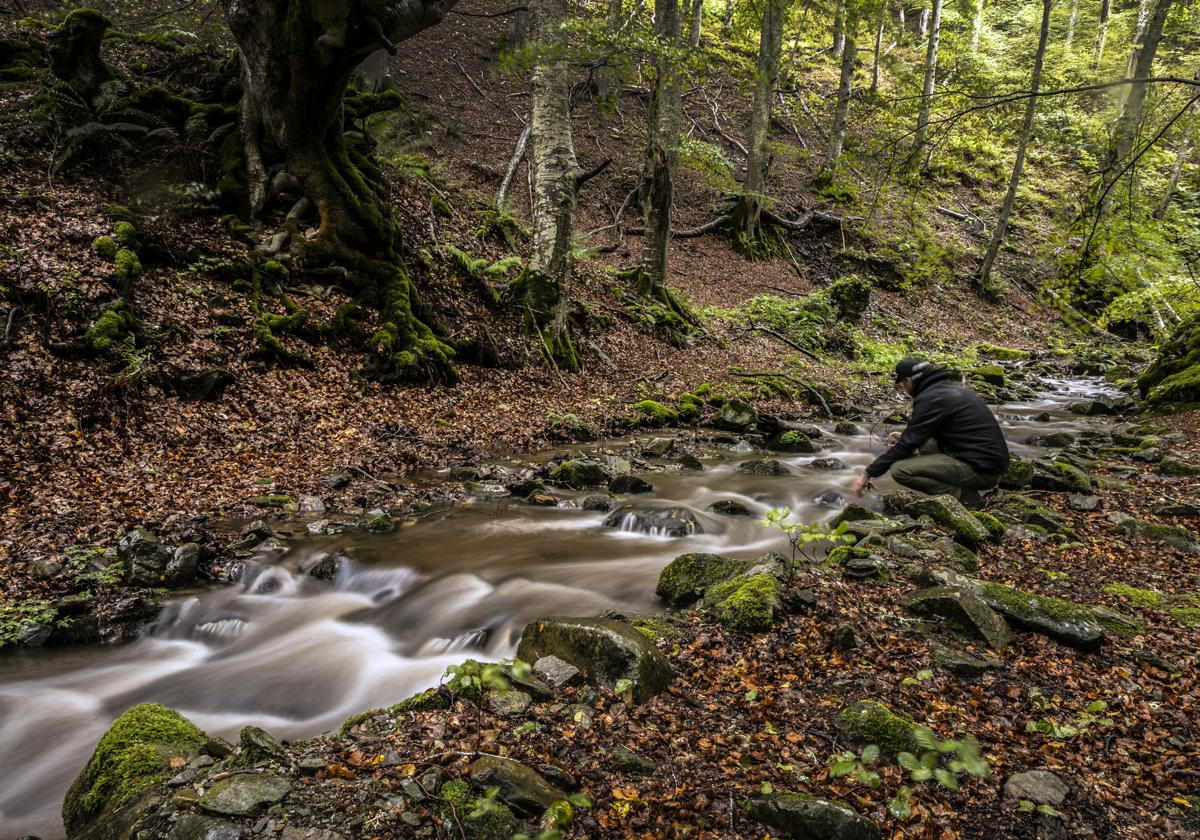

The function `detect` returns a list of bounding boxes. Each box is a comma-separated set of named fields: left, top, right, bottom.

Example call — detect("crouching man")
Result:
left=850, top=357, right=1009, bottom=508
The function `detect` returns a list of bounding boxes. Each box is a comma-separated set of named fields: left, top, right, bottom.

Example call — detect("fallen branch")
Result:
left=624, top=214, right=731, bottom=238
left=735, top=369, right=833, bottom=416
left=732, top=323, right=823, bottom=363
left=495, top=119, right=531, bottom=210
left=935, top=205, right=969, bottom=221
left=574, top=158, right=612, bottom=189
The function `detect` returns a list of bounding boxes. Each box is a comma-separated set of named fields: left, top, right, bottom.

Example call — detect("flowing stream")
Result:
left=0, top=376, right=1123, bottom=839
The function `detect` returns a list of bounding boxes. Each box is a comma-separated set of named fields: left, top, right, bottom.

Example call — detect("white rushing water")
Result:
left=0, top=374, right=1124, bottom=839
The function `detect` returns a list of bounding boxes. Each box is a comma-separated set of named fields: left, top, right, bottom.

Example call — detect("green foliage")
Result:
left=895, top=726, right=990, bottom=790
left=827, top=745, right=882, bottom=788
left=114, top=248, right=142, bottom=282
left=443, top=659, right=509, bottom=702
left=0, top=598, right=60, bottom=648
left=1025, top=692, right=1115, bottom=740
left=678, top=136, right=737, bottom=191
left=631, top=399, right=678, bottom=425
left=760, top=507, right=854, bottom=571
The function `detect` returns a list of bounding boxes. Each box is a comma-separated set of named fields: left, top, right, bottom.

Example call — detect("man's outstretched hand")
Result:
left=850, top=472, right=870, bottom=497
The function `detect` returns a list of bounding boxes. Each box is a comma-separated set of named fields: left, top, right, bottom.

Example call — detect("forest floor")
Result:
left=2, top=4, right=1199, bottom=840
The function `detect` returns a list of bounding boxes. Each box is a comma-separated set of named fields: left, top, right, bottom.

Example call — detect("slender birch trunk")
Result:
left=911, top=0, right=941, bottom=167
left=1064, top=0, right=1077, bottom=51
left=978, top=0, right=1052, bottom=288
left=1091, top=0, right=1109, bottom=68
left=870, top=1, right=886, bottom=95
left=833, top=0, right=846, bottom=55
left=826, top=12, right=857, bottom=168
left=523, top=0, right=583, bottom=368
left=970, top=0, right=983, bottom=50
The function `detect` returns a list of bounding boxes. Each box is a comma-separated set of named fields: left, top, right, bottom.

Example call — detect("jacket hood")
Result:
left=911, top=365, right=954, bottom=396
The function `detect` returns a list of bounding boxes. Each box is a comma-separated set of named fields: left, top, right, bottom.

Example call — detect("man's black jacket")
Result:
left=864, top=368, right=1009, bottom=478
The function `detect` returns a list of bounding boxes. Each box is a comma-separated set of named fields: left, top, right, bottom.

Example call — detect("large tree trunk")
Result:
left=1107, top=0, right=1173, bottom=171
left=733, top=0, right=786, bottom=247
left=638, top=0, right=683, bottom=296
left=520, top=0, right=582, bottom=369
left=825, top=12, right=857, bottom=170
left=220, top=0, right=460, bottom=382
left=1091, top=0, right=1109, bottom=68
left=911, top=0, right=941, bottom=167
left=978, top=0, right=1052, bottom=289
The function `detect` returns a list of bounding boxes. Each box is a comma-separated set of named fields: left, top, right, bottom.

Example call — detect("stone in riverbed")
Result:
left=516, top=617, right=672, bottom=704
left=581, top=493, right=614, bottom=511
left=902, top=586, right=1014, bottom=651
left=1025, top=432, right=1075, bottom=448
left=737, top=458, right=789, bottom=475
left=766, top=430, right=817, bottom=453
left=808, top=457, right=847, bottom=470
left=609, top=474, right=653, bottom=494
left=165, top=542, right=201, bottom=587
left=169, top=814, right=246, bottom=840
left=656, top=552, right=755, bottom=605
left=708, top=499, right=753, bottom=516
left=548, top=458, right=612, bottom=488
left=236, top=725, right=285, bottom=766
left=743, top=792, right=881, bottom=840
left=604, top=505, right=699, bottom=537
left=1108, top=517, right=1199, bottom=553
left=200, top=773, right=292, bottom=816
left=711, top=399, right=757, bottom=432
left=1000, top=456, right=1034, bottom=489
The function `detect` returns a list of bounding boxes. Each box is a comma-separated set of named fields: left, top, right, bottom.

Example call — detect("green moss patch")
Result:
left=656, top=553, right=754, bottom=605
left=837, top=700, right=918, bottom=754
left=1101, top=583, right=1163, bottom=608
left=63, top=703, right=205, bottom=834
left=632, top=399, right=679, bottom=426
left=704, top=572, right=780, bottom=633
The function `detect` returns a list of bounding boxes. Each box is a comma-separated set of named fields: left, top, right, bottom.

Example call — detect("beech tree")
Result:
left=1107, top=0, right=1175, bottom=171
left=515, top=0, right=584, bottom=370
left=910, top=0, right=942, bottom=167
left=219, top=0, right=461, bottom=382
left=978, top=0, right=1052, bottom=288
left=733, top=0, right=787, bottom=247
left=826, top=5, right=859, bottom=170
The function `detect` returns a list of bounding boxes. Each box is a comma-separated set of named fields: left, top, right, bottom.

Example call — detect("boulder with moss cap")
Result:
left=63, top=703, right=206, bottom=838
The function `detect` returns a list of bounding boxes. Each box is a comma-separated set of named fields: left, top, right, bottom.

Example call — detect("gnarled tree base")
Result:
left=617, top=267, right=700, bottom=348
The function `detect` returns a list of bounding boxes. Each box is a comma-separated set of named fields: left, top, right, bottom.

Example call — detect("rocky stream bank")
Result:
left=6, top=353, right=1200, bottom=840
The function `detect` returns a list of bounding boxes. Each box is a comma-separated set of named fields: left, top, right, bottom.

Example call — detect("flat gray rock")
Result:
left=1004, top=769, right=1070, bottom=806
left=200, top=773, right=292, bottom=816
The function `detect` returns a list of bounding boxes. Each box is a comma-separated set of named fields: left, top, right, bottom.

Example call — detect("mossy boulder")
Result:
left=975, top=344, right=1030, bottom=361
left=632, top=399, right=678, bottom=426
left=115, top=248, right=142, bottom=283
left=655, top=552, right=755, bottom=605
left=828, top=275, right=872, bottom=323
left=767, top=429, right=817, bottom=453
left=972, top=511, right=1006, bottom=542
left=1109, top=517, right=1199, bottom=554
left=736, top=458, right=788, bottom=476
left=703, top=571, right=781, bottom=633
left=1137, top=315, right=1200, bottom=407
left=548, top=458, right=612, bottom=488
left=116, top=526, right=171, bottom=587
left=1031, top=461, right=1093, bottom=494
left=711, top=398, right=757, bottom=432
left=1000, top=456, right=1034, bottom=490
left=971, top=364, right=1006, bottom=387
left=902, top=586, right=1014, bottom=650
left=92, top=235, right=118, bottom=261
left=744, top=791, right=881, bottom=840
left=895, top=494, right=990, bottom=547
left=516, top=617, right=672, bottom=704
left=63, top=703, right=206, bottom=837
left=1160, top=457, right=1200, bottom=477
left=993, top=494, right=1078, bottom=540
left=837, top=700, right=919, bottom=754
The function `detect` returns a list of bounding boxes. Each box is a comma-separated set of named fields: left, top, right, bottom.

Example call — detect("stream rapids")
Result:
left=0, top=376, right=1123, bottom=839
